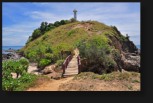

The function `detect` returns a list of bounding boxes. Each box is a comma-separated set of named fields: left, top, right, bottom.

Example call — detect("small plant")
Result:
left=19, top=57, right=29, bottom=72
left=42, top=35, right=48, bottom=40
left=67, top=30, right=76, bottom=36
left=56, top=59, right=64, bottom=67
left=125, top=84, right=133, bottom=90
left=132, top=79, right=140, bottom=83
left=118, top=72, right=130, bottom=80
left=38, top=59, right=51, bottom=69
left=96, top=74, right=114, bottom=81
left=44, top=53, right=54, bottom=60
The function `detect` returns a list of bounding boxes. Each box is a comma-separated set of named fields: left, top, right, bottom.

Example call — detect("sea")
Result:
left=2, top=46, right=24, bottom=54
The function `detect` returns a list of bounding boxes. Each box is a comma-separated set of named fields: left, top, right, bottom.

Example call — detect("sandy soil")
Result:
left=59, top=78, right=140, bottom=91
left=27, top=63, right=41, bottom=75
left=26, top=76, right=74, bottom=91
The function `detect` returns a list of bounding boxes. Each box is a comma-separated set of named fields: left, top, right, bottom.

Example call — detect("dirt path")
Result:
left=26, top=76, right=74, bottom=91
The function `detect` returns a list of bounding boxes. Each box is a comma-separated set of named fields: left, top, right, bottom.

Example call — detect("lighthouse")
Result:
left=73, top=9, right=77, bottom=20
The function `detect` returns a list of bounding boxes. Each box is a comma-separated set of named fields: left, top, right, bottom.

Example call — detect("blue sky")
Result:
left=2, top=2, right=140, bottom=46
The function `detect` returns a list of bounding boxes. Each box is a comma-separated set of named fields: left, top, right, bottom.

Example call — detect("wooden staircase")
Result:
left=62, top=48, right=80, bottom=77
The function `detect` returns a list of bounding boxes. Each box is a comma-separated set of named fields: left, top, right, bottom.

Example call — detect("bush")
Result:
left=77, top=35, right=117, bottom=74
left=38, top=59, right=51, bottom=69
left=2, top=59, right=37, bottom=91
left=19, top=57, right=29, bottom=72
left=2, top=73, right=37, bottom=91
left=2, top=78, right=19, bottom=91
left=27, top=51, right=38, bottom=62
left=25, top=44, right=53, bottom=62
left=44, top=53, right=54, bottom=60
left=56, top=59, right=64, bottom=67
left=70, top=18, right=77, bottom=22
left=2, top=58, right=29, bottom=78
left=67, top=30, right=76, bottom=36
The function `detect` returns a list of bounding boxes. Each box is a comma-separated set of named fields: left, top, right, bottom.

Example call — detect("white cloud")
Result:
left=25, top=11, right=72, bottom=23
left=2, top=21, right=40, bottom=46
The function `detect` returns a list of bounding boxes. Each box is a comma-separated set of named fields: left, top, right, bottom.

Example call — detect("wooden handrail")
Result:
left=62, top=55, right=72, bottom=77
left=77, top=55, right=81, bottom=74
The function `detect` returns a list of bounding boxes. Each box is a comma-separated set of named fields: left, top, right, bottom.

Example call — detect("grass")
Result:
left=20, top=20, right=129, bottom=71
left=131, top=79, right=140, bottom=83
left=21, top=20, right=121, bottom=54
left=74, top=71, right=140, bottom=82
left=15, top=75, right=50, bottom=91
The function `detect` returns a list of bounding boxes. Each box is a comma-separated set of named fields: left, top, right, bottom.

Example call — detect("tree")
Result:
left=31, top=29, right=41, bottom=40
left=70, top=18, right=76, bottom=23
left=26, top=36, right=32, bottom=44
left=40, top=22, right=48, bottom=34
left=47, top=23, right=55, bottom=31
left=54, top=21, right=60, bottom=27
left=60, top=20, right=66, bottom=25
left=25, top=20, right=71, bottom=43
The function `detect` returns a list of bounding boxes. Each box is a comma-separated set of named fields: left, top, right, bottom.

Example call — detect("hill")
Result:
left=20, top=20, right=140, bottom=74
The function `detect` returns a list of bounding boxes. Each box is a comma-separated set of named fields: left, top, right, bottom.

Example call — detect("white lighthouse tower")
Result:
left=73, top=9, right=77, bottom=20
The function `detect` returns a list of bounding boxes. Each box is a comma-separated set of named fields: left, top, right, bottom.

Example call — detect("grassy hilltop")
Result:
left=20, top=20, right=137, bottom=73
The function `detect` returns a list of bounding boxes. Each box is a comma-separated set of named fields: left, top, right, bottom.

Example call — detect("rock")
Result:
left=50, top=73, right=62, bottom=80
left=2, top=54, right=8, bottom=60
left=121, top=53, right=140, bottom=72
left=42, top=67, right=53, bottom=74
left=42, top=64, right=56, bottom=74
left=2, top=52, right=21, bottom=60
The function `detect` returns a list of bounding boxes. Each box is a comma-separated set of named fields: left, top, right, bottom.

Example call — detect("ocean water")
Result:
left=2, top=46, right=23, bottom=54
left=2, top=46, right=23, bottom=50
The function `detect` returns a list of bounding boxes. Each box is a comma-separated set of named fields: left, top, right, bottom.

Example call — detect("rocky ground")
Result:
left=2, top=49, right=21, bottom=60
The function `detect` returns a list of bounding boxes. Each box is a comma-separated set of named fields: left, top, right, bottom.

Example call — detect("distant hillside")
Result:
left=20, top=20, right=139, bottom=74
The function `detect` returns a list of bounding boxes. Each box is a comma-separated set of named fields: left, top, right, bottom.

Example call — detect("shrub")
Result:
left=2, top=73, right=37, bottom=91
left=25, top=44, right=53, bottom=62
left=56, top=59, right=64, bottom=67
left=70, top=18, right=77, bottom=22
left=42, top=35, right=48, bottom=40
left=44, top=53, right=54, bottom=60
left=19, top=57, right=29, bottom=72
left=2, top=78, right=19, bottom=91
left=77, top=35, right=117, bottom=74
left=38, top=59, right=51, bottom=69
left=2, top=58, right=29, bottom=78
left=27, top=51, right=38, bottom=62
left=67, top=30, right=76, bottom=36
left=2, top=59, right=37, bottom=91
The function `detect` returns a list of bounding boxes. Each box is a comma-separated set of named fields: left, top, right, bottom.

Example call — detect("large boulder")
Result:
left=121, top=53, right=140, bottom=72
left=41, top=64, right=56, bottom=74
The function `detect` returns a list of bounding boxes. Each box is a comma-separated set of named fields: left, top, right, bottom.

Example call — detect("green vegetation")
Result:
left=26, top=19, right=76, bottom=44
left=74, top=72, right=140, bottom=82
left=2, top=58, right=38, bottom=91
left=77, top=35, right=117, bottom=73
left=38, top=59, right=51, bottom=69
left=56, top=59, right=64, bottom=67
left=3, top=57, right=29, bottom=78
left=21, top=20, right=128, bottom=72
